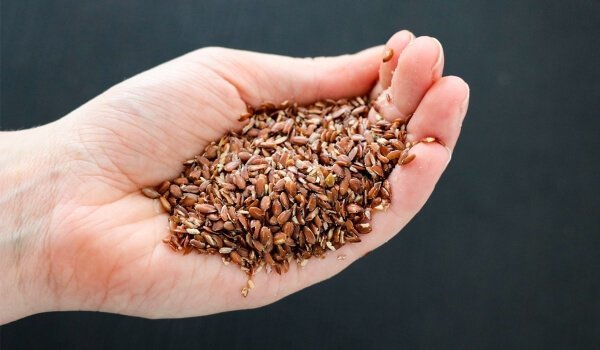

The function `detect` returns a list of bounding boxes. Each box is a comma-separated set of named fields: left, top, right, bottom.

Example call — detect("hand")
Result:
left=0, top=30, right=469, bottom=323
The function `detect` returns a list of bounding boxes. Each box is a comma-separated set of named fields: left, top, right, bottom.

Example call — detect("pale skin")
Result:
left=0, top=30, right=469, bottom=324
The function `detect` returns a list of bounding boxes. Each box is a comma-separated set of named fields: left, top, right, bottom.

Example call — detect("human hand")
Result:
left=0, top=30, right=469, bottom=323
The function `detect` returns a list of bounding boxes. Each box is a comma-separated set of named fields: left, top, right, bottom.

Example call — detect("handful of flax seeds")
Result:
left=142, top=96, right=416, bottom=287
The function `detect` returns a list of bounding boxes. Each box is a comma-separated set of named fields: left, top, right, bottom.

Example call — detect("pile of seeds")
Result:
left=143, top=97, right=416, bottom=277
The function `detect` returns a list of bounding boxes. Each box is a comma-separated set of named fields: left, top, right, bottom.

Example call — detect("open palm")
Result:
left=45, top=30, right=469, bottom=317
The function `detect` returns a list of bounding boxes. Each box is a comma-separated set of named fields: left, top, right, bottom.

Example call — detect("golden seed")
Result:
left=324, top=173, right=336, bottom=187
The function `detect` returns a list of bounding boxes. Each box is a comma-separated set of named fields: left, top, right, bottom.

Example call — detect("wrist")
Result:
left=0, top=124, right=65, bottom=324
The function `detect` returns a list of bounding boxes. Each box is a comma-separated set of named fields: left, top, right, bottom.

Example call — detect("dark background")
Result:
left=1, top=0, right=599, bottom=349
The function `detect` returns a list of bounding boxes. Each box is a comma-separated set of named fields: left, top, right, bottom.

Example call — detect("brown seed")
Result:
left=277, top=209, right=292, bottom=225
left=303, top=226, right=316, bottom=245
left=367, top=182, right=381, bottom=199
left=285, top=179, right=296, bottom=195
left=307, top=195, right=317, bottom=211
left=169, top=184, right=183, bottom=198
left=180, top=195, right=196, bottom=207
left=190, top=239, right=205, bottom=249
left=249, top=207, right=265, bottom=220
left=259, top=226, right=272, bottom=245
left=295, top=193, right=306, bottom=206
left=238, top=214, right=249, bottom=230
left=306, top=208, right=319, bottom=222
left=335, top=155, right=352, bottom=167
left=382, top=47, right=394, bottom=62
left=272, top=199, right=283, bottom=217
left=260, top=196, right=271, bottom=212
left=149, top=96, right=415, bottom=277
left=279, top=192, right=290, bottom=209
left=237, top=247, right=250, bottom=258
left=181, top=185, right=200, bottom=193
left=212, top=221, right=224, bottom=232
left=238, top=151, right=253, bottom=162
left=356, top=222, right=372, bottom=234
left=232, top=174, right=245, bottom=189
left=273, top=232, right=287, bottom=245
left=252, top=239, right=265, bottom=252
left=346, top=203, right=363, bottom=214
left=238, top=112, right=252, bottom=122
left=274, top=178, right=286, bottom=191
left=256, top=175, right=267, bottom=197
left=224, top=160, right=240, bottom=172
left=290, top=136, right=308, bottom=145
left=252, top=222, right=263, bottom=242
left=339, top=176, right=350, bottom=195
left=265, top=252, right=276, bottom=266
left=142, top=187, right=160, bottom=199
left=401, top=153, right=416, bottom=165
left=220, top=206, right=229, bottom=222
left=159, top=197, right=172, bottom=213
left=370, top=165, right=384, bottom=177
left=386, top=149, right=402, bottom=160
left=331, top=163, right=344, bottom=177
left=283, top=222, right=294, bottom=236
left=230, top=251, right=243, bottom=265
left=196, top=203, right=217, bottom=214
left=206, top=213, right=220, bottom=221
left=157, top=181, right=170, bottom=194
left=348, top=178, right=361, bottom=193
left=331, top=106, right=350, bottom=119
left=173, top=177, right=189, bottom=185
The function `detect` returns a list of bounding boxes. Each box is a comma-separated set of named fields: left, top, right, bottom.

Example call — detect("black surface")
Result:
left=1, top=0, right=599, bottom=349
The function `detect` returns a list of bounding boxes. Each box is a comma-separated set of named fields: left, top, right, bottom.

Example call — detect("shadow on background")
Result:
left=1, top=0, right=599, bottom=349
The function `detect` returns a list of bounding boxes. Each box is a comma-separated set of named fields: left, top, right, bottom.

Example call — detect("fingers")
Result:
left=270, top=61, right=468, bottom=294
left=369, top=87, right=402, bottom=122
left=253, top=142, right=453, bottom=304
left=369, top=35, right=445, bottom=123
left=345, top=77, right=469, bottom=255
left=366, top=142, right=451, bottom=247
left=194, top=46, right=383, bottom=106
left=355, top=77, right=469, bottom=252
left=407, top=76, right=470, bottom=150
left=391, top=36, right=444, bottom=119
left=379, top=30, right=415, bottom=88
left=236, top=37, right=463, bottom=302
left=268, top=36, right=457, bottom=286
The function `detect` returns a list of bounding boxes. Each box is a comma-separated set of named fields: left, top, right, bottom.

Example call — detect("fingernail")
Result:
left=459, top=85, right=470, bottom=123
left=431, top=37, right=444, bottom=74
left=444, top=145, right=453, bottom=167
left=402, top=30, right=415, bottom=44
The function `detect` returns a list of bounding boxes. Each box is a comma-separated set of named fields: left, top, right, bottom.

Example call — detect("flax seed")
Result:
left=382, top=47, right=394, bottom=62
left=143, top=96, right=415, bottom=284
